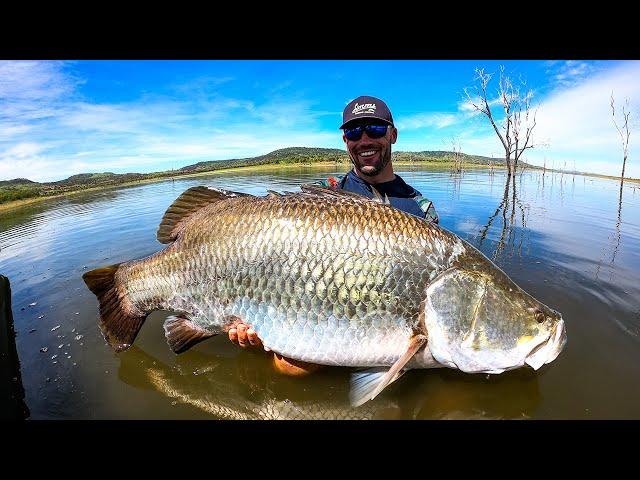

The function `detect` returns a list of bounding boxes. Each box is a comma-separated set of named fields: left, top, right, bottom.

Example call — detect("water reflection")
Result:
left=117, top=342, right=541, bottom=420
left=118, top=345, right=404, bottom=420
left=408, top=369, right=541, bottom=420
left=594, top=179, right=628, bottom=280
left=612, top=182, right=624, bottom=265
left=477, top=174, right=529, bottom=261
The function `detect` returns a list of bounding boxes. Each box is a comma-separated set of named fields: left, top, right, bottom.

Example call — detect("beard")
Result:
left=351, top=149, right=391, bottom=177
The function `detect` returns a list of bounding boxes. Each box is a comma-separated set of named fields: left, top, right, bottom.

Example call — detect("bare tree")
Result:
left=610, top=92, right=631, bottom=182
left=464, top=66, right=539, bottom=177
left=450, top=137, right=464, bottom=173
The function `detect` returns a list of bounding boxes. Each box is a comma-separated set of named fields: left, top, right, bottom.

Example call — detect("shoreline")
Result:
left=1, top=160, right=637, bottom=213
left=0, top=162, right=346, bottom=213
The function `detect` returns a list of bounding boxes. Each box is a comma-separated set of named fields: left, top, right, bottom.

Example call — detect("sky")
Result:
left=1, top=60, right=638, bottom=182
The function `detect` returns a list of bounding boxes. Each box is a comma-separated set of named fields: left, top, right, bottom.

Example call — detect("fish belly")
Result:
left=234, top=298, right=414, bottom=366
left=119, top=195, right=454, bottom=366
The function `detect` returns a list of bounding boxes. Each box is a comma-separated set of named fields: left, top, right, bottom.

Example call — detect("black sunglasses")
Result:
left=344, top=124, right=388, bottom=141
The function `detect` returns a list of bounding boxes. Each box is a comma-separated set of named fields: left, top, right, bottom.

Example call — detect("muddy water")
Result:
left=1, top=165, right=639, bottom=419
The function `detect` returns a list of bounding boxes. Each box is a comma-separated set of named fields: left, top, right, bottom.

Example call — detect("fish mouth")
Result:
left=524, top=318, right=567, bottom=370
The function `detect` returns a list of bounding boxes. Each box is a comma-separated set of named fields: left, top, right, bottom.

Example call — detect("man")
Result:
left=228, top=95, right=439, bottom=375
left=315, top=95, right=439, bottom=223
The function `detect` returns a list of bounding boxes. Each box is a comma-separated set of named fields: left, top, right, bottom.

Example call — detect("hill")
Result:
left=0, top=147, right=504, bottom=205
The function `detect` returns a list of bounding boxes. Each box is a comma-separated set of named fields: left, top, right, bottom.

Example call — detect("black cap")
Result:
left=340, top=95, right=394, bottom=129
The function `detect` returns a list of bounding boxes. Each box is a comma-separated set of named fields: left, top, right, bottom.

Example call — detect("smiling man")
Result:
left=325, top=95, right=439, bottom=222
left=228, top=95, right=439, bottom=375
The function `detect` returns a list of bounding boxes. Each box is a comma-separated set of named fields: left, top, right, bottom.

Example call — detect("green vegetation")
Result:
left=0, top=179, right=40, bottom=203
left=0, top=147, right=508, bottom=207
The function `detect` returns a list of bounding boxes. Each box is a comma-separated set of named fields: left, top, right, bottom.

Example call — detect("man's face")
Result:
left=342, top=120, right=398, bottom=178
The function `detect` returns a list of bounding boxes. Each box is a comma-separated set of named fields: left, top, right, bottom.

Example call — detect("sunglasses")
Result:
left=344, top=124, right=388, bottom=141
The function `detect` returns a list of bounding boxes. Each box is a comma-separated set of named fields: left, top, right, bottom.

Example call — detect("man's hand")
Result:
left=227, top=320, right=323, bottom=377
left=228, top=322, right=263, bottom=348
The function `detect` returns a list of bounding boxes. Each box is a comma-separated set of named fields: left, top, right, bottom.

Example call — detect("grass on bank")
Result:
left=2, top=147, right=636, bottom=213
left=1, top=148, right=499, bottom=211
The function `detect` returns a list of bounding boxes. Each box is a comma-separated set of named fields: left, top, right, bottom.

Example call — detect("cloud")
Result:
left=522, top=61, right=640, bottom=177
left=0, top=60, right=81, bottom=101
left=396, top=112, right=461, bottom=130
left=3, top=60, right=639, bottom=183
left=3, top=142, right=47, bottom=158
left=439, top=61, right=640, bottom=178
left=0, top=61, right=343, bottom=182
left=545, top=60, right=599, bottom=88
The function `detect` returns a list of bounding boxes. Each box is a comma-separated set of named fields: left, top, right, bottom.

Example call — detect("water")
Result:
left=1, top=165, right=639, bottom=419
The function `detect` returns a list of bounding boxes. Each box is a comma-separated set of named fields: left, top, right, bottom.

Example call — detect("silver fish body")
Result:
left=83, top=185, right=566, bottom=405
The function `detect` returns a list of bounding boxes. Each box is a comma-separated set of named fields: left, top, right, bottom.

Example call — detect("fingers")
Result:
left=228, top=321, right=264, bottom=349
left=237, top=323, right=248, bottom=347
left=247, top=328, right=262, bottom=347
left=228, top=328, right=238, bottom=345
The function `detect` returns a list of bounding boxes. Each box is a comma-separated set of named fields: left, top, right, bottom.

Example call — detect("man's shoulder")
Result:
left=384, top=175, right=439, bottom=223
left=303, top=174, right=439, bottom=223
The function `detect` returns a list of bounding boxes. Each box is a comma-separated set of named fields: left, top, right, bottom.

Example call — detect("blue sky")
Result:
left=1, top=60, right=638, bottom=182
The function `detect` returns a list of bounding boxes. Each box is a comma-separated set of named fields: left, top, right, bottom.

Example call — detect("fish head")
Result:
left=423, top=265, right=566, bottom=374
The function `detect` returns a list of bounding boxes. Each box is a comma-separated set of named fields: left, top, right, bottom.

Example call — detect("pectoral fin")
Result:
left=163, top=315, right=215, bottom=354
left=349, top=334, right=427, bottom=407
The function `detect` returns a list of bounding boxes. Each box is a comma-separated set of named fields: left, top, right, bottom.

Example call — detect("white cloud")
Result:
left=3, top=142, right=47, bottom=158
left=396, top=112, right=461, bottom=130
left=546, top=60, right=598, bottom=88
left=0, top=60, right=80, bottom=101
left=3, top=60, right=639, bottom=183
left=522, top=61, right=640, bottom=177
left=0, top=61, right=342, bottom=182
left=438, top=61, right=640, bottom=178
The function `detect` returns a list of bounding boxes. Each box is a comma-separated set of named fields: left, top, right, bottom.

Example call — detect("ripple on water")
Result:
left=2, top=167, right=640, bottom=419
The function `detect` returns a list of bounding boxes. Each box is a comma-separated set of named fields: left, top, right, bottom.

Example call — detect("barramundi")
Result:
left=83, top=185, right=566, bottom=406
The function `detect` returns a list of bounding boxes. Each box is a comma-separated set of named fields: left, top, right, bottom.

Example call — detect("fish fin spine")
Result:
left=349, top=368, right=406, bottom=408
left=157, top=186, right=252, bottom=244
left=82, top=264, right=147, bottom=352
left=349, top=333, right=427, bottom=407
left=163, top=315, right=215, bottom=353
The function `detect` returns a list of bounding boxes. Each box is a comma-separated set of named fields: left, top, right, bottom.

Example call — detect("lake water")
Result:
left=1, top=165, right=639, bottom=419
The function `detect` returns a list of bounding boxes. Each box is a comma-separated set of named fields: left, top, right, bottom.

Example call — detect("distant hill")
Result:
left=180, top=147, right=348, bottom=173
left=392, top=151, right=504, bottom=165
left=0, top=178, right=37, bottom=187
left=0, top=147, right=505, bottom=205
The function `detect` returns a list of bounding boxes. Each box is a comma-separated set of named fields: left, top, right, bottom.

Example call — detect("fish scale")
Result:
left=121, top=192, right=449, bottom=366
left=84, top=186, right=566, bottom=406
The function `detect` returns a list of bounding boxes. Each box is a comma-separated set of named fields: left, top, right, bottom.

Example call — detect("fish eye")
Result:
left=534, top=311, right=545, bottom=323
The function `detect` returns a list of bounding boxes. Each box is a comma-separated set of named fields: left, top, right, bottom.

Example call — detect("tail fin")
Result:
left=82, top=264, right=146, bottom=352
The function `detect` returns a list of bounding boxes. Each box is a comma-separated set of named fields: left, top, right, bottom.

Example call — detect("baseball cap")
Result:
left=340, top=95, right=394, bottom=129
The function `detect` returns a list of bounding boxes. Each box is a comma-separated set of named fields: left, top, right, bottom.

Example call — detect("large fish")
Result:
left=83, top=185, right=566, bottom=406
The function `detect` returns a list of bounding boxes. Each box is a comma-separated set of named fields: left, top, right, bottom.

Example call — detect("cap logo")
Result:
left=352, top=102, right=376, bottom=115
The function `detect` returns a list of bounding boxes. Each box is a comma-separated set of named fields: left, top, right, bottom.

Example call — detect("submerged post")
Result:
left=0, top=275, right=30, bottom=420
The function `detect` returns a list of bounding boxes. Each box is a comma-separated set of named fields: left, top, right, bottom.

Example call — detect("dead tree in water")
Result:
left=610, top=93, right=631, bottom=183
left=450, top=137, right=464, bottom=173
left=464, top=66, right=539, bottom=177
left=477, top=174, right=527, bottom=260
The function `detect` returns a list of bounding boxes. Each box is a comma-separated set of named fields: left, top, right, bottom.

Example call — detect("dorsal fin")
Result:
left=300, top=184, right=368, bottom=200
left=370, top=185, right=391, bottom=205
left=300, top=183, right=390, bottom=204
left=157, top=186, right=252, bottom=244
